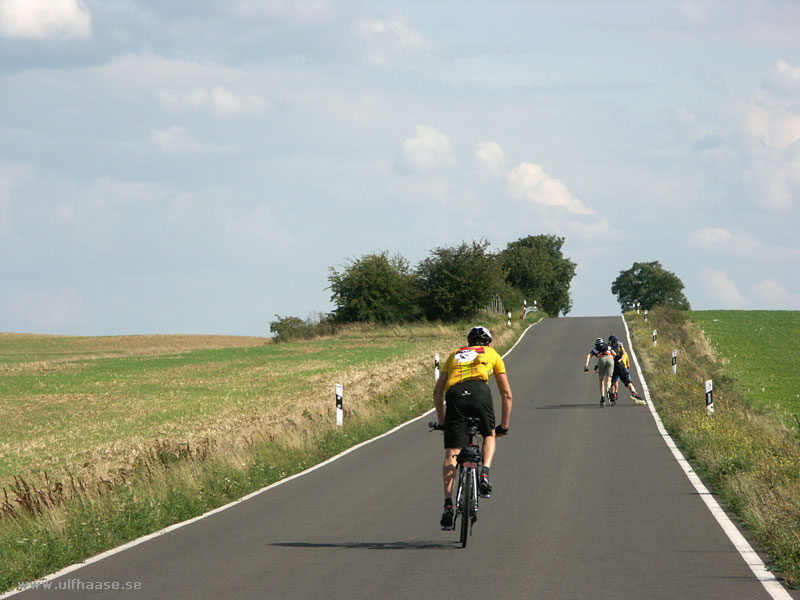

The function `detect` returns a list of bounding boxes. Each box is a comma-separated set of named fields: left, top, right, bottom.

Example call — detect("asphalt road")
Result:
left=12, top=317, right=797, bottom=599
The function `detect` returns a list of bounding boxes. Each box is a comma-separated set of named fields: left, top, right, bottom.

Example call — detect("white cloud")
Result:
left=356, top=13, right=430, bottom=67
left=700, top=268, right=748, bottom=309
left=0, top=0, right=91, bottom=40
left=156, top=86, right=269, bottom=116
left=689, top=227, right=733, bottom=248
left=507, top=162, right=594, bottom=215
left=402, top=125, right=457, bottom=172
left=745, top=101, right=800, bottom=151
left=150, top=126, right=237, bottom=155
left=474, top=142, right=505, bottom=178
left=689, top=227, right=800, bottom=261
left=763, top=59, right=800, bottom=97
left=751, top=279, right=800, bottom=309
left=742, top=60, right=800, bottom=209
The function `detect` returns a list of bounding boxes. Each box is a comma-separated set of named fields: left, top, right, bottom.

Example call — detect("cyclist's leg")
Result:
left=442, top=448, right=459, bottom=498
left=482, top=434, right=496, bottom=468
left=442, top=387, right=469, bottom=499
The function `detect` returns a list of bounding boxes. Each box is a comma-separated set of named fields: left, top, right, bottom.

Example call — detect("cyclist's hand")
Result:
left=495, top=425, right=508, bottom=437
left=583, top=367, right=589, bottom=373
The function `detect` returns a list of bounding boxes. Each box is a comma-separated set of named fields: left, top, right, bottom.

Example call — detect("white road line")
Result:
left=2, top=320, right=539, bottom=598
left=621, top=315, right=791, bottom=600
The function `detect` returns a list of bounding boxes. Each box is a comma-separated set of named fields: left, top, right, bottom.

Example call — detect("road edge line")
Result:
left=621, top=314, right=792, bottom=600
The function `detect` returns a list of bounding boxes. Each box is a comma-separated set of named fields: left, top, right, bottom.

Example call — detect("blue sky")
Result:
left=1, top=0, right=799, bottom=336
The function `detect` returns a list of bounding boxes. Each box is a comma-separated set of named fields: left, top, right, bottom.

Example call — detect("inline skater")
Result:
left=608, top=334, right=645, bottom=405
left=584, top=337, right=615, bottom=406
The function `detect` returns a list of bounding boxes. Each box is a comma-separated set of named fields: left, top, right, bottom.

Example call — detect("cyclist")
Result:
left=433, top=326, right=512, bottom=530
left=584, top=337, right=616, bottom=406
left=608, top=334, right=645, bottom=405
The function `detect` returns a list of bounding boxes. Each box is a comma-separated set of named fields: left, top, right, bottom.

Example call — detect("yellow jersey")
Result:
left=620, top=344, right=630, bottom=369
left=442, top=346, right=506, bottom=393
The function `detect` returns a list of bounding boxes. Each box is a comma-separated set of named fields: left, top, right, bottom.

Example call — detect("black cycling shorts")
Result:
left=612, top=361, right=632, bottom=385
left=444, top=380, right=495, bottom=449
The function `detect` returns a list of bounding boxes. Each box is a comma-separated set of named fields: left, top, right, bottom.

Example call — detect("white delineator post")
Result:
left=507, top=311, right=511, bottom=327
left=335, top=383, right=343, bottom=426
left=672, top=350, right=677, bottom=374
left=644, top=309, right=648, bottom=321
left=705, top=379, right=714, bottom=415
left=653, top=329, right=658, bottom=346
left=434, top=353, right=440, bottom=382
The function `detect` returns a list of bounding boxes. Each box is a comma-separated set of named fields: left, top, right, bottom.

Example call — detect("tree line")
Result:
left=270, top=234, right=576, bottom=341
left=270, top=237, right=691, bottom=342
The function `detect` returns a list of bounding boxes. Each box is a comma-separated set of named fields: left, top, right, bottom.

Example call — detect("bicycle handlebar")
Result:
left=429, top=421, right=509, bottom=436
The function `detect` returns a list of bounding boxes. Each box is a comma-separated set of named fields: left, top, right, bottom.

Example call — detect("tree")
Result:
left=415, top=240, right=505, bottom=321
left=327, top=252, right=419, bottom=323
left=500, top=234, right=577, bottom=316
left=611, top=261, right=691, bottom=312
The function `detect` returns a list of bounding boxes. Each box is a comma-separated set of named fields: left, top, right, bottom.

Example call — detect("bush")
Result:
left=269, top=314, right=337, bottom=342
left=416, top=240, right=505, bottom=321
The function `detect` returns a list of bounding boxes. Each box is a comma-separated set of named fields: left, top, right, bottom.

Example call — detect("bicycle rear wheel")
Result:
left=460, top=468, right=473, bottom=548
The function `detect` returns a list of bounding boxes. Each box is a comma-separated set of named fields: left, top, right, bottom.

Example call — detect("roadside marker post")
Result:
left=522, top=299, right=526, bottom=320
left=653, top=329, right=657, bottom=346
left=644, top=309, right=648, bottom=321
left=507, top=311, right=511, bottom=327
left=434, top=353, right=440, bottom=382
left=335, top=383, right=343, bottom=426
left=705, top=380, right=714, bottom=416
left=672, top=350, right=677, bottom=374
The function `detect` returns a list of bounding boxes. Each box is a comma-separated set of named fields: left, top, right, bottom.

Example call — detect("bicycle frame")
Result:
left=453, top=419, right=483, bottom=547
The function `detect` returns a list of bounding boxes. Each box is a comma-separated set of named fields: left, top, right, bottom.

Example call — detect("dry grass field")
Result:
left=0, top=323, right=515, bottom=486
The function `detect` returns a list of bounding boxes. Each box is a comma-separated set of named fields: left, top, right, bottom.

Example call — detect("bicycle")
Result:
left=429, top=417, right=484, bottom=548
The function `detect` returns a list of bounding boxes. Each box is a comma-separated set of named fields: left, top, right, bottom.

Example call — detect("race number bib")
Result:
left=454, top=349, right=479, bottom=363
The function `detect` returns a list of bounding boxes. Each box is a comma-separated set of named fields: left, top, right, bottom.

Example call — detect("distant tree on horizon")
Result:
left=500, top=234, right=576, bottom=316
left=611, top=261, right=690, bottom=312
left=327, top=252, right=419, bottom=323
left=415, top=239, right=505, bottom=321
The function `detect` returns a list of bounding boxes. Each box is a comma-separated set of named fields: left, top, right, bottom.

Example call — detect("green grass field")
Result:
left=688, top=310, right=800, bottom=414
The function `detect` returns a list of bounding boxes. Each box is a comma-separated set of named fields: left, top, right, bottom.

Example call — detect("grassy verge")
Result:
left=0, top=318, right=532, bottom=592
left=627, top=308, right=800, bottom=587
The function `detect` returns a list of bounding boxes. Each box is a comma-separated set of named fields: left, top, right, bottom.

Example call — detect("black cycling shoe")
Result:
left=479, top=473, right=492, bottom=498
left=440, top=505, right=454, bottom=529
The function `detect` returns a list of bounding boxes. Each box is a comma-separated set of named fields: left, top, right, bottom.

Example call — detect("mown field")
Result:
left=627, top=308, right=800, bottom=587
left=688, top=310, right=800, bottom=414
left=0, top=326, right=477, bottom=483
left=0, top=319, right=528, bottom=591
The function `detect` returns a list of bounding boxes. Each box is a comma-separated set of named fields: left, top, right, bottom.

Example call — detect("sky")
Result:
left=1, top=0, right=799, bottom=336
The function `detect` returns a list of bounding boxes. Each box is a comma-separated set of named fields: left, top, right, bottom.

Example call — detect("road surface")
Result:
left=11, top=317, right=796, bottom=599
